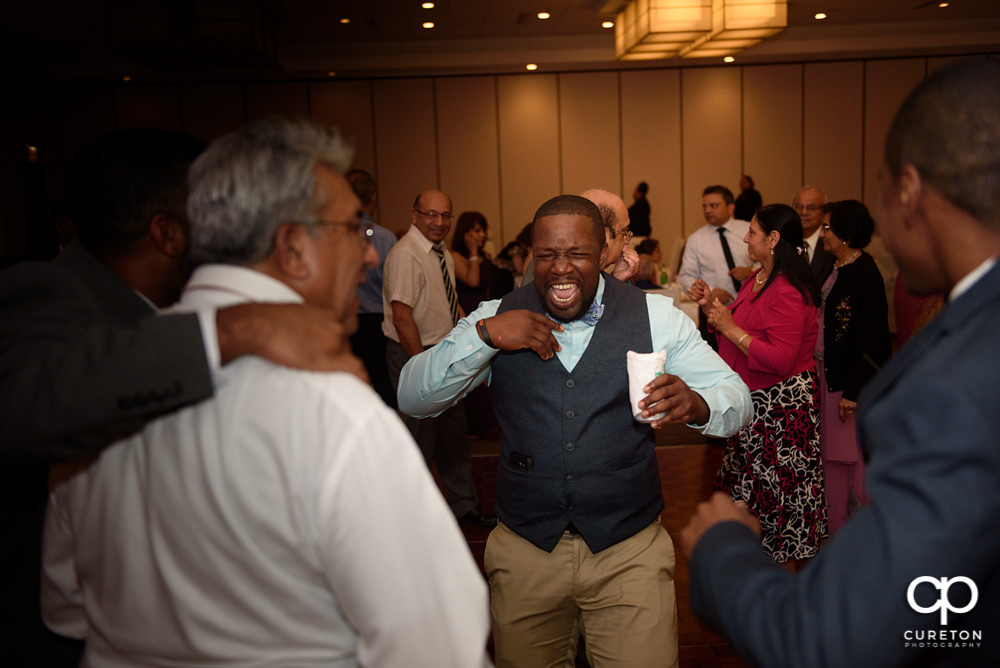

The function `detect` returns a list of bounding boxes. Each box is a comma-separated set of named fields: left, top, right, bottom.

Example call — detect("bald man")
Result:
left=581, top=188, right=640, bottom=282
left=793, top=185, right=835, bottom=284
left=382, top=190, right=496, bottom=527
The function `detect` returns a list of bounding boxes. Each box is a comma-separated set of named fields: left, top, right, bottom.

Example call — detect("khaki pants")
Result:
left=485, top=521, right=679, bottom=668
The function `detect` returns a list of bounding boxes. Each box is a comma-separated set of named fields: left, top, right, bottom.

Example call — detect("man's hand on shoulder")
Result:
left=217, top=303, right=369, bottom=382
left=679, top=492, right=762, bottom=559
left=480, top=310, right=563, bottom=361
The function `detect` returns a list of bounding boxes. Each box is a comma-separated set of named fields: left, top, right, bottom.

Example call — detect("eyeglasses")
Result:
left=793, top=203, right=823, bottom=213
left=415, top=208, right=455, bottom=223
left=606, top=225, right=632, bottom=243
left=296, top=218, right=374, bottom=244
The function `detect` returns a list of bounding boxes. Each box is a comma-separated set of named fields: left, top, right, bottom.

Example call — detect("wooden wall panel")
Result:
left=115, top=86, right=181, bottom=131
left=309, top=80, right=376, bottom=188
left=497, top=74, right=561, bottom=238
left=803, top=61, right=864, bottom=203
left=435, top=76, right=504, bottom=247
left=372, top=78, right=437, bottom=235
left=743, top=64, right=802, bottom=211
left=179, top=84, right=246, bottom=144
left=621, top=69, right=682, bottom=247
left=681, top=67, right=742, bottom=236
left=558, top=71, right=621, bottom=199
left=244, top=82, right=309, bottom=122
left=862, top=59, right=925, bottom=209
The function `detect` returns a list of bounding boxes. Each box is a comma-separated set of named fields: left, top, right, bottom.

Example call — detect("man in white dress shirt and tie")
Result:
left=793, top=185, right=835, bottom=285
left=677, top=185, right=754, bottom=349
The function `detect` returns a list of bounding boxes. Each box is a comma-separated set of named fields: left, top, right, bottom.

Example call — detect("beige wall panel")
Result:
left=621, top=69, right=682, bottom=247
left=244, top=82, right=309, bottom=122
left=372, top=78, right=438, bottom=234
left=115, top=86, right=181, bottom=131
left=743, top=64, right=802, bottom=211
left=435, top=77, right=504, bottom=246
left=681, top=67, right=742, bottom=236
left=497, top=74, right=561, bottom=239
left=803, top=61, right=864, bottom=203
left=179, top=84, right=246, bottom=144
left=927, top=54, right=983, bottom=74
left=863, top=59, right=925, bottom=209
left=309, top=80, right=376, bottom=185
left=559, top=72, right=621, bottom=199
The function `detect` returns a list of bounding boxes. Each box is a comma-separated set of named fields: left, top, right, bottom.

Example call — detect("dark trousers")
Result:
left=350, top=313, right=396, bottom=409
left=385, top=339, right=478, bottom=518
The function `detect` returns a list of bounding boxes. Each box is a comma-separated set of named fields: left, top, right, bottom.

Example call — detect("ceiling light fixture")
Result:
left=327, top=71, right=336, bottom=77
left=615, top=0, right=715, bottom=61
left=938, top=1, right=949, bottom=6
left=422, top=2, right=435, bottom=8
left=723, top=56, right=735, bottom=62
left=538, top=12, right=551, bottom=20
left=422, top=21, right=435, bottom=29
left=526, top=63, right=538, bottom=71
left=123, top=76, right=132, bottom=81
left=340, top=18, right=350, bottom=24
left=678, top=0, right=788, bottom=59
left=814, top=12, right=827, bottom=20
left=602, top=21, right=615, bottom=29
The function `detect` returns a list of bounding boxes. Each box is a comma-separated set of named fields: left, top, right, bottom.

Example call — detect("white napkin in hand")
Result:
left=627, top=349, right=667, bottom=423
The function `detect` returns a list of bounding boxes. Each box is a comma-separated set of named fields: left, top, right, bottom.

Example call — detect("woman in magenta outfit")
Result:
left=690, top=203, right=827, bottom=567
left=816, top=200, right=892, bottom=534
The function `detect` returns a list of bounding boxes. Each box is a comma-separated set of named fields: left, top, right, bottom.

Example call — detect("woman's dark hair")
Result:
left=635, top=238, right=659, bottom=256
left=827, top=199, right=874, bottom=249
left=451, top=211, right=488, bottom=257
left=754, top=203, right=821, bottom=307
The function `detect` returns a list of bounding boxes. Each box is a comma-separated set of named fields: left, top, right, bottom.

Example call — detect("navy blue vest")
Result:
left=490, top=277, right=664, bottom=553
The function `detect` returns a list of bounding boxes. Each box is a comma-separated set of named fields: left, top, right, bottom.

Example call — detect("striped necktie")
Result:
left=432, top=243, right=461, bottom=325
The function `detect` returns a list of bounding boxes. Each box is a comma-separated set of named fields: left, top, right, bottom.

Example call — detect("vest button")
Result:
left=567, top=474, right=574, bottom=482
left=565, top=442, right=574, bottom=451
left=565, top=410, right=574, bottom=419
left=566, top=379, right=575, bottom=388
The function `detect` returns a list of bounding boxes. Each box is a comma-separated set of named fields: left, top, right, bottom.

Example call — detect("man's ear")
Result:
left=148, top=215, right=186, bottom=259
left=599, top=240, right=609, bottom=269
left=898, top=164, right=923, bottom=226
left=272, top=223, right=313, bottom=280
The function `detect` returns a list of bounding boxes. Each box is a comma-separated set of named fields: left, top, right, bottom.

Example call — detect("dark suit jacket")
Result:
left=810, top=240, right=835, bottom=286
left=0, top=240, right=213, bottom=665
left=821, top=252, right=892, bottom=400
left=689, top=261, right=1000, bottom=667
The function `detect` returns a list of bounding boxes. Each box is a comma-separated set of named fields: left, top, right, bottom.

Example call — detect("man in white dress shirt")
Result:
left=793, top=185, right=835, bottom=285
left=677, top=185, right=754, bottom=348
left=41, top=119, right=492, bottom=668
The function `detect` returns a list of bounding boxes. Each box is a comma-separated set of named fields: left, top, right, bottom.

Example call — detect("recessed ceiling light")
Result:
left=723, top=56, right=735, bottom=63
left=422, top=2, right=435, bottom=8
left=340, top=18, right=350, bottom=24
left=537, top=12, right=551, bottom=20
left=422, top=21, right=435, bottom=29
left=122, top=76, right=132, bottom=81
left=938, top=1, right=949, bottom=6
left=526, top=64, right=538, bottom=71
left=602, top=21, right=614, bottom=29
left=327, top=71, right=336, bottom=77
left=814, top=12, right=827, bottom=20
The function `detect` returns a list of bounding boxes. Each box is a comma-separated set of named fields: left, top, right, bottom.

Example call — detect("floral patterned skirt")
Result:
left=715, top=369, right=828, bottom=562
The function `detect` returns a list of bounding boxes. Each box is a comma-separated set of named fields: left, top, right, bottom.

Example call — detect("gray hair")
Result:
left=187, top=118, right=354, bottom=266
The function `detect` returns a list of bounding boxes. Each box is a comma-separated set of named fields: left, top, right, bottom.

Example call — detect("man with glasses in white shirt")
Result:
left=793, top=185, right=835, bottom=285
left=382, top=190, right=497, bottom=527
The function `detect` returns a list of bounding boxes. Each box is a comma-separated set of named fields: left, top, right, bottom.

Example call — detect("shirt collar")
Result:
left=949, top=256, right=998, bottom=302
left=406, top=224, right=436, bottom=254
left=181, top=264, right=304, bottom=307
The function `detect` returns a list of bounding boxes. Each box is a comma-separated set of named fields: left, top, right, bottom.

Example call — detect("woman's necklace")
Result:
left=836, top=250, right=861, bottom=268
left=754, top=270, right=769, bottom=287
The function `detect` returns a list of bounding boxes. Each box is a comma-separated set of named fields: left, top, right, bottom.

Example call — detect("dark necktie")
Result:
left=432, top=243, right=461, bottom=325
left=718, top=227, right=741, bottom=292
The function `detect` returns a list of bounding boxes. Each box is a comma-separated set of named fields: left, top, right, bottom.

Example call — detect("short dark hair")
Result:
left=66, top=129, right=205, bottom=254
left=451, top=211, right=488, bottom=257
left=754, top=203, right=821, bottom=307
left=886, top=58, right=1000, bottom=230
left=635, top=238, right=659, bottom=256
left=345, top=168, right=376, bottom=208
left=533, top=194, right=605, bottom=248
left=703, top=185, right=735, bottom=205
left=827, top=200, right=874, bottom=249
left=636, top=181, right=649, bottom=195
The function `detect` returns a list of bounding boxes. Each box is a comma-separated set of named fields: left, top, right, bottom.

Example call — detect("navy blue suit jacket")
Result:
left=690, top=261, right=1000, bottom=667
